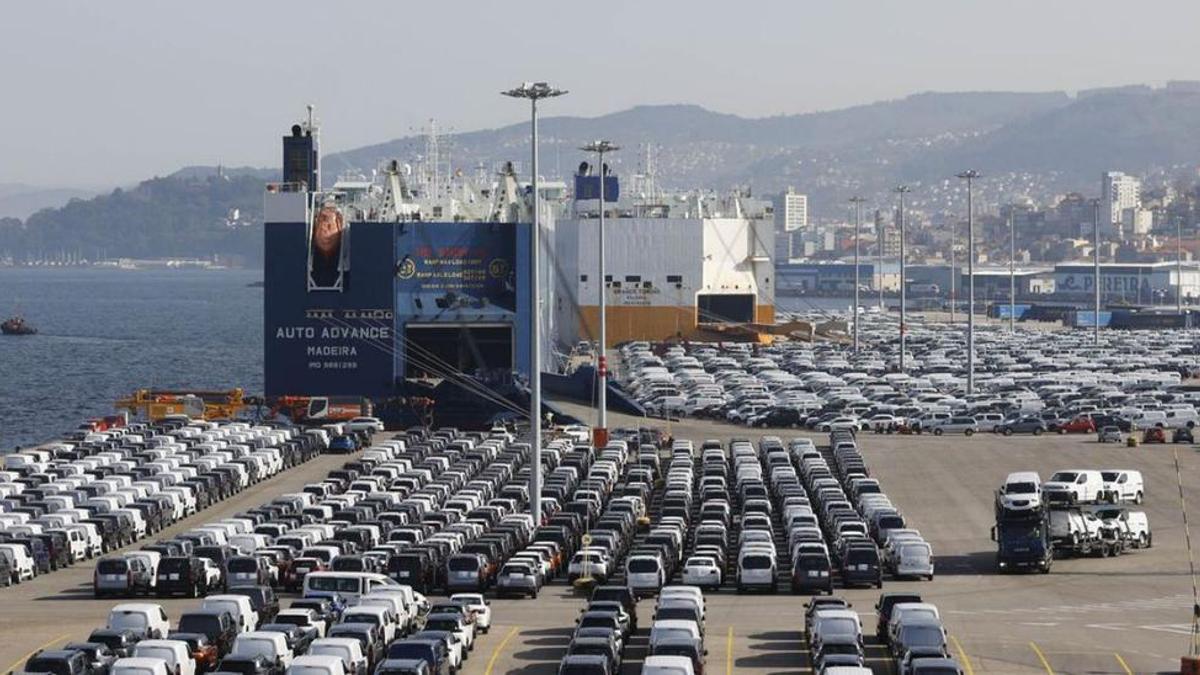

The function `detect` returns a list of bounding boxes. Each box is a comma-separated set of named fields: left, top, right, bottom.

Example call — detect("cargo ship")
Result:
left=262, top=110, right=562, bottom=430
left=261, top=109, right=777, bottom=428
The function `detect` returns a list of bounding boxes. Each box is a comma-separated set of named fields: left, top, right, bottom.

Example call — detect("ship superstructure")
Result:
left=554, top=164, right=776, bottom=348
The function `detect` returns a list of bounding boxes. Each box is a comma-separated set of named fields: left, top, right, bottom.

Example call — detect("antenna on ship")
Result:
left=306, top=104, right=321, bottom=191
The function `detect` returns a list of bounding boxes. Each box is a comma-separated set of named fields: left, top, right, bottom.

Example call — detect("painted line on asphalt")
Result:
left=1114, top=652, right=1134, bottom=675
left=484, top=626, right=520, bottom=675
left=725, top=625, right=734, bottom=675
left=4, top=633, right=69, bottom=675
left=950, top=635, right=975, bottom=675
left=1029, top=641, right=1055, bottom=674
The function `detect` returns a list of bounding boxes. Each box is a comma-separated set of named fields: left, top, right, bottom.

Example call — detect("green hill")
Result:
left=0, top=173, right=265, bottom=263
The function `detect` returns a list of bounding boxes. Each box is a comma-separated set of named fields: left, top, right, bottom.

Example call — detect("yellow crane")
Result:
left=115, top=388, right=252, bottom=422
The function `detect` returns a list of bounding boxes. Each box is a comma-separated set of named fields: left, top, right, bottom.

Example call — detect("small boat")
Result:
left=1, top=316, right=37, bottom=335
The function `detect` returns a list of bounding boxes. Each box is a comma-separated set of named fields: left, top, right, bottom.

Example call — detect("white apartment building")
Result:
left=772, top=188, right=808, bottom=261
left=1102, top=171, right=1141, bottom=236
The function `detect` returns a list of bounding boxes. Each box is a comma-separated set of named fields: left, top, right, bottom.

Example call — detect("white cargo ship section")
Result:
left=554, top=215, right=775, bottom=347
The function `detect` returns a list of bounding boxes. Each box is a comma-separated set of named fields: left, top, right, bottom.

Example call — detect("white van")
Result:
left=641, top=655, right=695, bottom=675
left=132, top=640, right=196, bottom=675
left=999, top=472, right=1042, bottom=512
left=1043, top=470, right=1104, bottom=503
left=201, top=595, right=259, bottom=633
left=49, top=527, right=88, bottom=562
left=340, top=605, right=396, bottom=644
left=1099, top=470, right=1144, bottom=504
left=1134, top=409, right=1168, bottom=427
left=648, top=620, right=703, bottom=651
left=302, top=572, right=398, bottom=601
left=286, top=654, right=346, bottom=675
left=232, top=631, right=294, bottom=670
left=355, top=593, right=411, bottom=635
left=108, top=603, right=171, bottom=640
left=625, top=555, right=666, bottom=597
left=111, top=658, right=170, bottom=675
left=125, top=552, right=163, bottom=588
left=307, top=639, right=366, bottom=675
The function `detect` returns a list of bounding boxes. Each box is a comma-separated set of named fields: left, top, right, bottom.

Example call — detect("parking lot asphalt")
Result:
left=462, top=401, right=1195, bottom=675
left=7, top=407, right=1197, bottom=675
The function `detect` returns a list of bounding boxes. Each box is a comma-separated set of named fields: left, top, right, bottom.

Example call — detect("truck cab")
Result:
left=991, top=494, right=1051, bottom=573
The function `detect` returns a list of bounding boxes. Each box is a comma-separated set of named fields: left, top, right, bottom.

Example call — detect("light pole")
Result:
left=580, top=140, right=618, bottom=437
left=957, top=170, right=980, bottom=395
left=950, top=216, right=956, bottom=325
left=877, top=211, right=885, bottom=311
left=1009, top=211, right=1016, bottom=332
left=1178, top=216, right=1185, bottom=315
left=1092, top=198, right=1101, bottom=347
left=894, top=185, right=911, bottom=372
left=502, top=81, right=566, bottom=527
left=850, top=196, right=866, bottom=353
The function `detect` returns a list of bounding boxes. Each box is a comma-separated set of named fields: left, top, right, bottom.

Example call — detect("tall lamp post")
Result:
left=957, top=170, right=980, bottom=395
left=580, top=140, right=618, bottom=437
left=950, top=218, right=956, bottom=325
left=849, top=196, right=866, bottom=353
left=894, top=186, right=911, bottom=372
left=502, top=81, right=566, bottom=527
left=1092, top=198, right=1101, bottom=347
left=877, top=211, right=885, bottom=311
left=1178, top=217, right=1185, bottom=315
left=1009, top=211, right=1016, bottom=332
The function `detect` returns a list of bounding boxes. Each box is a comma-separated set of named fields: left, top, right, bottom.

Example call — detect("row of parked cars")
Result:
left=800, top=431, right=934, bottom=587
left=31, top=580, right=492, bottom=675
left=559, top=586, right=706, bottom=675
left=807, top=592, right=964, bottom=674
left=550, top=430, right=705, bottom=674
left=717, top=431, right=933, bottom=596
left=25, top=421, right=577, bottom=675
left=615, top=322, right=1200, bottom=436
left=0, top=417, right=336, bottom=587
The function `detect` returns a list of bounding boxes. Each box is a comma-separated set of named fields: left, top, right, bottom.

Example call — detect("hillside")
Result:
left=6, top=84, right=1200, bottom=264
left=0, top=173, right=265, bottom=263
left=917, top=89, right=1200, bottom=177
left=324, top=91, right=1072, bottom=190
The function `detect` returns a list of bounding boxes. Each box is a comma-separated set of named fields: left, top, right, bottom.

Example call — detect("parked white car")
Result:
left=345, top=417, right=384, bottom=434
left=202, top=595, right=259, bottom=634
left=132, top=640, right=196, bottom=675
left=232, top=631, right=295, bottom=671
left=1043, top=470, right=1104, bottom=503
left=108, top=603, right=171, bottom=640
left=0, top=543, right=37, bottom=582
left=449, top=593, right=492, bottom=633
left=998, top=472, right=1042, bottom=512
left=1088, top=506, right=1153, bottom=549
left=286, top=654, right=346, bottom=675
left=626, top=555, right=666, bottom=597
left=307, top=639, right=366, bottom=675
left=680, top=556, right=722, bottom=590
left=111, top=657, right=171, bottom=675
left=1098, top=470, right=1144, bottom=504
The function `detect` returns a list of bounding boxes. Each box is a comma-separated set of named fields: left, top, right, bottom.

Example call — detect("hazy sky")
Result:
left=5, top=0, right=1200, bottom=187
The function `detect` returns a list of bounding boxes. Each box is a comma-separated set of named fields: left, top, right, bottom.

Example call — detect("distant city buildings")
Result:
left=1102, top=171, right=1141, bottom=236
left=772, top=187, right=807, bottom=260
left=875, top=209, right=900, bottom=257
